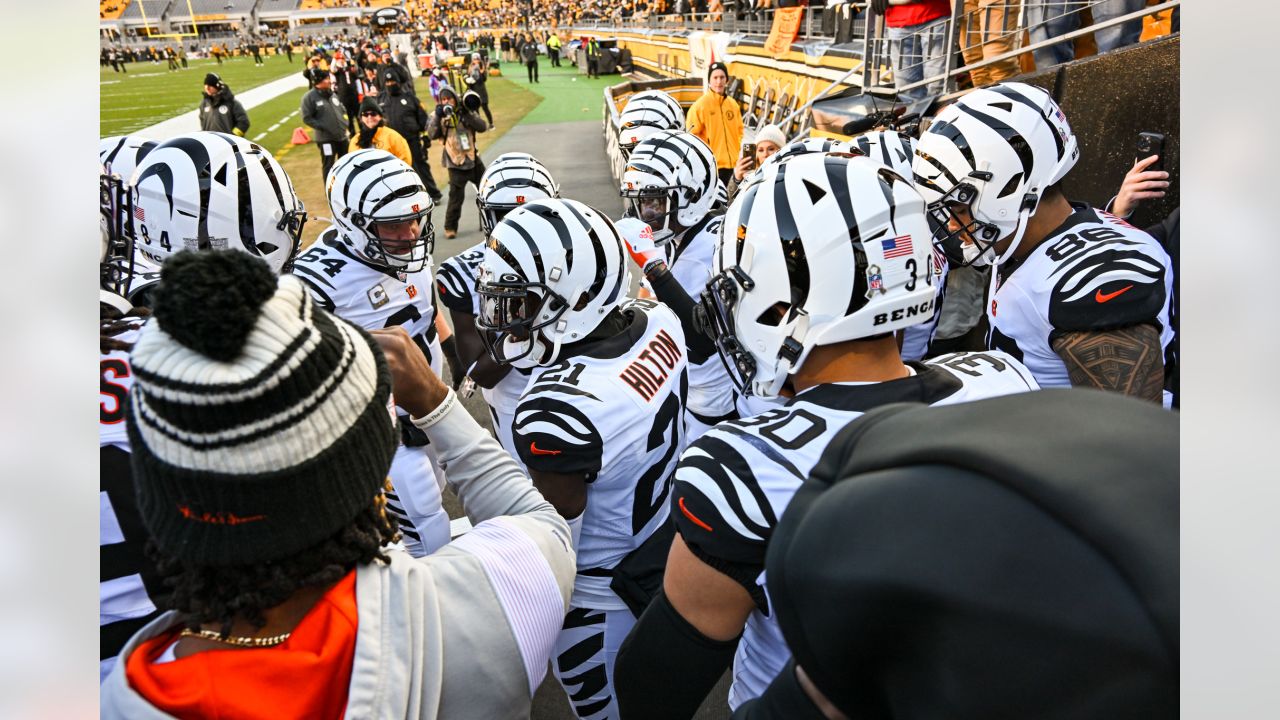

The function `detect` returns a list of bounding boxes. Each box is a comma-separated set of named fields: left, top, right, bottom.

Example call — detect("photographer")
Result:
left=427, top=85, right=488, bottom=239
left=465, top=53, right=494, bottom=126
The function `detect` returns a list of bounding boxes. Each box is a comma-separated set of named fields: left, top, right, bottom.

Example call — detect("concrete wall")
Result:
left=995, top=35, right=1180, bottom=229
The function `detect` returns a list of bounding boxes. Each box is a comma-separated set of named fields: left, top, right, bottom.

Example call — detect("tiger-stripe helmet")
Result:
left=477, top=198, right=631, bottom=368
left=849, top=129, right=918, bottom=182
left=617, top=90, right=685, bottom=158
left=913, top=82, right=1079, bottom=267
left=327, top=148, right=435, bottom=273
left=99, top=135, right=160, bottom=299
left=476, top=152, right=560, bottom=237
left=701, top=152, right=936, bottom=398
left=621, top=129, right=718, bottom=245
left=129, top=132, right=306, bottom=275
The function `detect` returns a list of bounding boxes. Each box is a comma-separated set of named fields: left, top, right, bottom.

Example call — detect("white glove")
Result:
left=616, top=217, right=665, bottom=275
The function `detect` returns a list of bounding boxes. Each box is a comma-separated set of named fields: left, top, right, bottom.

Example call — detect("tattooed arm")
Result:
left=1051, top=324, right=1164, bottom=402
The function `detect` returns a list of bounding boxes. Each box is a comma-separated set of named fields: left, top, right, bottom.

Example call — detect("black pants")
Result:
left=444, top=162, right=486, bottom=232
left=526, top=60, right=538, bottom=83
left=549, top=48, right=560, bottom=66
left=317, top=141, right=348, bottom=182
left=478, top=99, right=494, bottom=126
left=587, top=58, right=598, bottom=78
left=717, top=167, right=734, bottom=187
left=404, top=134, right=442, bottom=199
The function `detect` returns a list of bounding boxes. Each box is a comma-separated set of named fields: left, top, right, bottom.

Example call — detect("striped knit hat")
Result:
left=125, top=250, right=397, bottom=566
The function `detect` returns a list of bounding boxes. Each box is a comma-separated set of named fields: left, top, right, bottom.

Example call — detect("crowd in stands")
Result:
left=100, top=0, right=131, bottom=21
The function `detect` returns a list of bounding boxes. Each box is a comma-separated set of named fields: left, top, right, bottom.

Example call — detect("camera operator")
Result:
left=465, top=53, right=494, bottom=126
left=427, top=85, right=488, bottom=239
left=381, top=72, right=444, bottom=202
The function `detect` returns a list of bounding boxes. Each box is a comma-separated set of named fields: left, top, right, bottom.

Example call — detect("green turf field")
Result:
left=100, top=54, right=303, bottom=136
left=502, top=58, right=621, bottom=125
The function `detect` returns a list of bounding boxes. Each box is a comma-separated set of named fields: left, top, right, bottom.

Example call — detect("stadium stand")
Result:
left=100, top=0, right=131, bottom=20
left=119, top=0, right=172, bottom=21
left=258, top=0, right=302, bottom=12
left=168, top=0, right=256, bottom=15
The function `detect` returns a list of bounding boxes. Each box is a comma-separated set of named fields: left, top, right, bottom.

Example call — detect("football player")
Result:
left=435, top=152, right=559, bottom=465
left=291, top=148, right=450, bottom=557
left=849, top=128, right=950, bottom=360
left=913, top=82, right=1174, bottom=404
left=619, top=129, right=755, bottom=439
left=477, top=198, right=687, bottom=720
left=100, top=131, right=307, bottom=681
left=613, top=151, right=1039, bottom=716
left=616, top=89, right=685, bottom=160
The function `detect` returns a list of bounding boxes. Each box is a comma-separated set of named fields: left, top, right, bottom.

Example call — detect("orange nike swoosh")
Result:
left=1095, top=284, right=1134, bottom=303
left=529, top=442, right=562, bottom=456
left=678, top=497, right=713, bottom=532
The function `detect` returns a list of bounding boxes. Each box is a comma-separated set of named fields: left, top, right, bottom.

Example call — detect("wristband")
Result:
left=410, top=388, right=457, bottom=430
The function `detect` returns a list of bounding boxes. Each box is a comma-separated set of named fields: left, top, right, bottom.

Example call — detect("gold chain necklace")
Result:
left=179, top=627, right=292, bottom=648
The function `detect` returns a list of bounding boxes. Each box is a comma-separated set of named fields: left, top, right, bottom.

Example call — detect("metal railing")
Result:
left=584, top=0, right=1177, bottom=142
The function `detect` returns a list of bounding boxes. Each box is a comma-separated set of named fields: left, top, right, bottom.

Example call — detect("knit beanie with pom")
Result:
left=125, top=249, right=398, bottom=567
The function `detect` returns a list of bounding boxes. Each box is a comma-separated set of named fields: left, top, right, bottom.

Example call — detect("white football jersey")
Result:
left=989, top=204, right=1173, bottom=406
left=513, top=299, right=689, bottom=610
left=436, top=241, right=532, bottom=465
left=292, top=228, right=450, bottom=555
left=671, top=352, right=1039, bottom=708
left=100, top=322, right=164, bottom=682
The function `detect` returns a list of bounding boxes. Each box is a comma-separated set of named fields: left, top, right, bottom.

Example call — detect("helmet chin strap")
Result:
left=987, top=204, right=1033, bottom=309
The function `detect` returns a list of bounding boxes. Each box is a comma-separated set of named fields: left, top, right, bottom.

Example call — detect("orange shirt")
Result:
left=126, top=570, right=359, bottom=720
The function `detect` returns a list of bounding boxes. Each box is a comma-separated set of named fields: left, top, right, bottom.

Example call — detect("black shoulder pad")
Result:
left=1049, top=247, right=1167, bottom=333
left=512, top=394, right=603, bottom=475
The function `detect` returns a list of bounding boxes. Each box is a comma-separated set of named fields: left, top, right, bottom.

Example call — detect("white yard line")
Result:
left=133, top=73, right=308, bottom=141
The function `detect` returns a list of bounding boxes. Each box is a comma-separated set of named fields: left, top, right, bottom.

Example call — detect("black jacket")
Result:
left=381, top=89, right=430, bottom=137
left=198, top=85, right=249, bottom=135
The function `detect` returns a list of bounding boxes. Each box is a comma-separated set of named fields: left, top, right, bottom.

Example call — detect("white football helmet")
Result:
left=849, top=129, right=918, bottom=182
left=913, top=82, right=1078, bottom=267
left=701, top=151, right=936, bottom=398
left=100, top=135, right=161, bottom=300
left=621, top=129, right=718, bottom=245
left=130, top=132, right=306, bottom=275
left=617, top=90, right=685, bottom=159
left=766, top=137, right=857, bottom=168
left=477, top=198, right=630, bottom=368
left=475, top=152, right=560, bottom=237
left=327, top=148, right=435, bottom=273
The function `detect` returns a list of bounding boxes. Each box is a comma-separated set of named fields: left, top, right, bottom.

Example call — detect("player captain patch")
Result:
left=368, top=284, right=389, bottom=309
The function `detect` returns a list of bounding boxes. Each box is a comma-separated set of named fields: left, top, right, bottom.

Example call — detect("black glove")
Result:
left=871, top=0, right=891, bottom=14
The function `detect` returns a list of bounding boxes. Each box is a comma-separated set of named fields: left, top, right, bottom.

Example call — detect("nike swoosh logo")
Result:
left=529, top=442, right=561, bottom=456
left=1095, top=284, right=1134, bottom=303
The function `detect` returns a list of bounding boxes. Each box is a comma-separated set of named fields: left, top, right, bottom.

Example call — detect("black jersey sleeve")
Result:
left=1048, top=245, right=1168, bottom=335
left=435, top=260, right=476, bottom=315
left=669, top=430, right=776, bottom=610
left=512, top=394, right=605, bottom=476
left=293, top=273, right=337, bottom=313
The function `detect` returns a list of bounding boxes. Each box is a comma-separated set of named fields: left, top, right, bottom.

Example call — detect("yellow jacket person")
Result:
left=686, top=61, right=743, bottom=182
left=351, top=97, right=413, bottom=166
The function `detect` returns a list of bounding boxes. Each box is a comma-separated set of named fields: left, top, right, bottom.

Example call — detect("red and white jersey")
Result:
left=989, top=204, right=1173, bottom=406
left=100, top=323, right=142, bottom=450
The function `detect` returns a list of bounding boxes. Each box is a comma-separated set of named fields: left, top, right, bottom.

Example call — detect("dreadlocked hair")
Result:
left=101, top=304, right=151, bottom=354
left=149, top=482, right=400, bottom=637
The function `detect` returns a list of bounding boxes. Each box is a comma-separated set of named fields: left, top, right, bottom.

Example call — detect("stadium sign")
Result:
left=371, top=7, right=406, bottom=28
